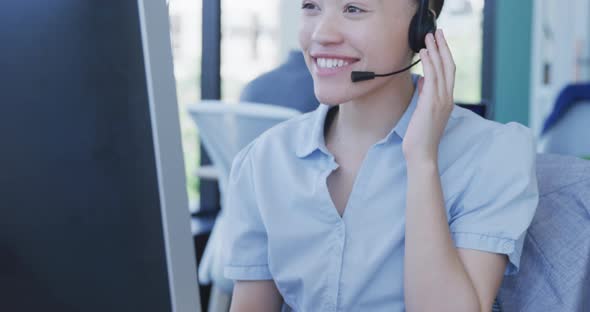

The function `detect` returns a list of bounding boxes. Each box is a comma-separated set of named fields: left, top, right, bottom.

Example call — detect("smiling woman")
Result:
left=223, top=0, right=539, bottom=311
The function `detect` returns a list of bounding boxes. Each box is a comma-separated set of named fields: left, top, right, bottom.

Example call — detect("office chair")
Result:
left=187, top=100, right=300, bottom=312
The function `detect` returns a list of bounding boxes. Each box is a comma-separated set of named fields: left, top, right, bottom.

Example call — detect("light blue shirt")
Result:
left=223, top=75, right=540, bottom=311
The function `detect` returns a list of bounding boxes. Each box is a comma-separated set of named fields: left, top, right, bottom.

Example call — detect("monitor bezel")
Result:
left=137, top=1, right=202, bottom=311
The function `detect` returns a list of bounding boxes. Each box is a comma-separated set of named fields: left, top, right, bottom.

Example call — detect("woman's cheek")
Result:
left=298, top=20, right=314, bottom=47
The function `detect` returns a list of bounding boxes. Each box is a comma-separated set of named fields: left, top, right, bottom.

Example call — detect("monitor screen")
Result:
left=0, top=0, right=201, bottom=311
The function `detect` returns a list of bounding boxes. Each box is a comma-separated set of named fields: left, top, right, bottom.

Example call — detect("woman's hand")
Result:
left=402, top=29, right=455, bottom=165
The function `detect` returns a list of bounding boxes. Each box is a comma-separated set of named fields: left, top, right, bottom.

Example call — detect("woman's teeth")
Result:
left=317, top=58, right=350, bottom=69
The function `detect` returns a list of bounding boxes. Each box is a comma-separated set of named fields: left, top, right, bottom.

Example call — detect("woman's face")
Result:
left=299, top=0, right=416, bottom=105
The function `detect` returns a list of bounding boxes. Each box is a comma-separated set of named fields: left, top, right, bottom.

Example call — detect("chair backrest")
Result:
left=541, top=83, right=590, bottom=135
left=498, top=153, right=590, bottom=311
left=187, top=100, right=301, bottom=197
left=542, top=101, right=590, bottom=158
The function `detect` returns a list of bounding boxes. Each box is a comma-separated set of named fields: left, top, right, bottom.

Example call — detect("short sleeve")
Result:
left=449, top=123, right=540, bottom=276
left=222, top=142, right=273, bottom=281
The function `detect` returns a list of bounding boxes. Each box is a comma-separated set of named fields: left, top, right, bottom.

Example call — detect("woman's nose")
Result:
left=311, top=15, right=344, bottom=46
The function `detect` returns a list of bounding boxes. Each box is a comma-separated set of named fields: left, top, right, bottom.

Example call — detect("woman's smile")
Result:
left=311, top=53, right=360, bottom=77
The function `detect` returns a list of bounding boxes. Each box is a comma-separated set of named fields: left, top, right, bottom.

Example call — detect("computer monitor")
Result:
left=0, top=0, right=201, bottom=311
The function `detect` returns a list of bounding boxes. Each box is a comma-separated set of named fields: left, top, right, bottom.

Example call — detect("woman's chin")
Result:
left=315, top=92, right=352, bottom=106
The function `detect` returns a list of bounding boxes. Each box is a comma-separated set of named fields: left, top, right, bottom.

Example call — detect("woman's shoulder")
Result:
left=236, top=109, right=318, bottom=163
left=439, top=105, right=537, bottom=175
left=448, top=104, right=535, bottom=147
left=439, top=106, right=538, bottom=203
left=258, top=109, right=317, bottom=142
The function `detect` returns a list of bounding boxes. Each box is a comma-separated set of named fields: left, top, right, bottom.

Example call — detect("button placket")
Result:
left=331, top=221, right=346, bottom=311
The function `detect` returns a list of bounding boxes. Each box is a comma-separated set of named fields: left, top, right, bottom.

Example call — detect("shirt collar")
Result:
left=296, top=74, right=421, bottom=159
left=295, top=104, right=331, bottom=158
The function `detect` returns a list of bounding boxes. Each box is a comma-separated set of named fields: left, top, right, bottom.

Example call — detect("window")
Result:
left=436, top=0, right=484, bottom=103
left=413, top=0, right=484, bottom=104
left=220, top=0, right=281, bottom=101
left=168, top=0, right=202, bottom=205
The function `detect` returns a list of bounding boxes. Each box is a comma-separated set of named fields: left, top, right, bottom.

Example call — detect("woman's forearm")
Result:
left=230, top=280, right=283, bottom=312
left=403, top=160, right=480, bottom=312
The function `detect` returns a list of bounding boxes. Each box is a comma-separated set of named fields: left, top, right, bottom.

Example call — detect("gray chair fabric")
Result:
left=498, top=153, right=590, bottom=311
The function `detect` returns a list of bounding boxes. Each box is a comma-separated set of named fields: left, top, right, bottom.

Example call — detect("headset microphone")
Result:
left=351, top=59, right=422, bottom=83
left=351, top=0, right=436, bottom=83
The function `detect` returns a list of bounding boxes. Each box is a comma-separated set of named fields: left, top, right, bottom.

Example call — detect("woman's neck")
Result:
left=326, top=73, right=415, bottom=151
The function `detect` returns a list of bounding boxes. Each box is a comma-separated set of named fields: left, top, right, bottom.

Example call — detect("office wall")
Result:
left=493, top=0, right=534, bottom=126
left=529, top=0, right=590, bottom=136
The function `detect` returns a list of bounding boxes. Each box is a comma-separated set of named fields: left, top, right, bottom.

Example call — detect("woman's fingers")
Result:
left=419, top=48, right=436, bottom=98
left=417, top=76, right=425, bottom=95
left=435, top=29, right=456, bottom=93
left=424, top=32, right=445, bottom=97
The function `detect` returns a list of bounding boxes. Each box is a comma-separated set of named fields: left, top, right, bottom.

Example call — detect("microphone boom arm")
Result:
left=351, top=59, right=422, bottom=83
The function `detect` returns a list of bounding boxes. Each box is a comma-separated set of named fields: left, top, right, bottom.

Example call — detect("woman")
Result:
left=223, top=0, right=539, bottom=311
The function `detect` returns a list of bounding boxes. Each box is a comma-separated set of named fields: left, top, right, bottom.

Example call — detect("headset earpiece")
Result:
left=408, top=1, right=437, bottom=53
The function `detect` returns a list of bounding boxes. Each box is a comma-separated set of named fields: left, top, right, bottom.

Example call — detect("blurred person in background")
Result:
left=239, top=49, right=319, bottom=113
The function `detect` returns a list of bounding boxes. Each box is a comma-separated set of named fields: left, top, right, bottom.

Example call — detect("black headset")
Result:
left=351, top=0, right=438, bottom=82
left=409, top=0, right=438, bottom=53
